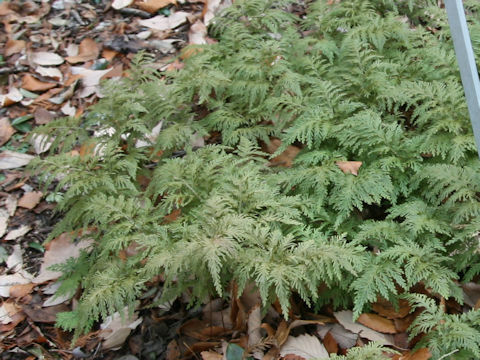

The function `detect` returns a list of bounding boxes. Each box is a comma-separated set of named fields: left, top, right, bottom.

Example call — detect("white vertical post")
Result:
left=445, top=0, right=480, bottom=157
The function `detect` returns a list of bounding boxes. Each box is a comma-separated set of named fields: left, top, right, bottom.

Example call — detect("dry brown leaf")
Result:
left=323, top=331, right=338, bottom=354
left=18, top=191, right=43, bottom=209
left=9, top=283, right=35, bottom=298
left=33, top=233, right=94, bottom=283
left=166, top=339, right=181, bottom=360
left=102, top=49, right=119, bottom=61
left=34, top=108, right=55, bottom=125
left=22, top=74, right=56, bottom=92
left=201, top=351, right=223, bottom=360
left=399, top=348, right=432, bottom=360
left=5, top=39, right=26, bottom=57
left=393, top=312, right=417, bottom=333
left=30, top=51, right=64, bottom=66
left=336, top=161, right=362, bottom=176
left=263, top=138, right=301, bottom=167
left=65, top=38, right=100, bottom=64
left=138, top=11, right=189, bottom=31
left=372, top=298, right=411, bottom=319
left=357, top=313, right=397, bottom=334
left=23, top=303, right=70, bottom=323
left=136, top=0, right=176, bottom=13
left=0, top=117, right=15, bottom=146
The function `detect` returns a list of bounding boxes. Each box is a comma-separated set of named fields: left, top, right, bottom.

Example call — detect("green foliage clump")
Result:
left=32, top=0, right=480, bottom=353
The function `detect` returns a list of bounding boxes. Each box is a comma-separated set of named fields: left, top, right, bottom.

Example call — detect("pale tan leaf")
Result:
left=0, top=151, right=34, bottom=170
left=30, top=51, right=64, bottom=66
left=247, top=305, right=263, bottom=358
left=279, top=334, right=329, bottom=359
left=5, top=225, right=31, bottom=241
left=336, top=161, right=362, bottom=176
left=100, top=308, right=142, bottom=349
left=188, top=20, right=207, bottom=45
left=112, top=0, right=134, bottom=9
left=138, top=11, right=189, bottom=31
left=203, top=0, right=221, bottom=26
left=35, top=66, right=63, bottom=81
left=0, top=209, right=8, bottom=238
left=334, top=310, right=395, bottom=345
left=33, top=233, right=94, bottom=283
left=317, top=323, right=357, bottom=349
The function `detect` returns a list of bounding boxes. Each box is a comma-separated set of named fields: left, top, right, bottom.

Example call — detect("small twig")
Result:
left=119, top=8, right=152, bottom=19
left=438, top=349, right=459, bottom=360
left=0, top=66, right=29, bottom=75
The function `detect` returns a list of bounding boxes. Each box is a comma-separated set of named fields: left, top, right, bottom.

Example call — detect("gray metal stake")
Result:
left=445, top=0, right=480, bottom=157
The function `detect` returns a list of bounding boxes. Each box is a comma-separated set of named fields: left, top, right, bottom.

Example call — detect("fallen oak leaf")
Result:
left=336, top=161, right=362, bottom=176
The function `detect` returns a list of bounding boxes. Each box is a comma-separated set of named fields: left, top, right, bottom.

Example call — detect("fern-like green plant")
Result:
left=30, top=0, right=480, bottom=354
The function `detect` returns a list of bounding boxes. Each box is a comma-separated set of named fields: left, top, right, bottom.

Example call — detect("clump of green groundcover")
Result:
left=32, top=0, right=480, bottom=355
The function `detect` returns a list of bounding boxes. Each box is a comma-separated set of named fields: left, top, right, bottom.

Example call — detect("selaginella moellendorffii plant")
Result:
left=31, top=0, right=480, bottom=355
